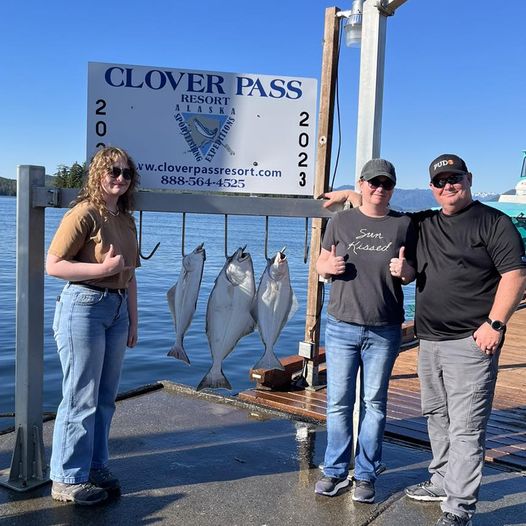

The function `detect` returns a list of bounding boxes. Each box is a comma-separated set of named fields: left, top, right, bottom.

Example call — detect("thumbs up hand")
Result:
left=389, top=246, right=414, bottom=283
left=101, top=244, right=131, bottom=276
left=327, top=244, right=346, bottom=276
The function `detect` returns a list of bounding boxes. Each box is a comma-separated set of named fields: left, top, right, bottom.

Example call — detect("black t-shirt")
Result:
left=322, top=208, right=416, bottom=326
left=411, top=201, right=525, bottom=340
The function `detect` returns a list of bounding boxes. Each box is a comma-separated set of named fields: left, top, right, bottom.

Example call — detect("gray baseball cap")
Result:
left=360, top=158, right=396, bottom=184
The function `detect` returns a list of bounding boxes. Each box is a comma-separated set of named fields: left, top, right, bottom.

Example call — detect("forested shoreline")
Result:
left=0, top=163, right=85, bottom=196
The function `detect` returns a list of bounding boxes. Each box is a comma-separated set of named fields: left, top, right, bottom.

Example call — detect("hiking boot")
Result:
left=89, top=467, right=121, bottom=491
left=405, top=480, right=447, bottom=501
left=51, top=481, right=108, bottom=506
left=435, top=512, right=473, bottom=526
left=352, top=479, right=375, bottom=503
left=314, top=476, right=351, bottom=496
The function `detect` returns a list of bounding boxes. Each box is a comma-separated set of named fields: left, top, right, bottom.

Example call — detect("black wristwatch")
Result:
left=486, top=318, right=505, bottom=331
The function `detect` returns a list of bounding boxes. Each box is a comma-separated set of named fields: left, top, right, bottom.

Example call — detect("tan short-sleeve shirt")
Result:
left=48, top=201, right=140, bottom=289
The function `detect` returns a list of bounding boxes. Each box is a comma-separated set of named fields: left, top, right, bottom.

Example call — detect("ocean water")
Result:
left=0, top=195, right=415, bottom=425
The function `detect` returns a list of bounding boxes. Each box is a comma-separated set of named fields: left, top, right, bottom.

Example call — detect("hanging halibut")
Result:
left=167, top=243, right=206, bottom=364
left=197, top=247, right=256, bottom=391
left=252, top=249, right=297, bottom=371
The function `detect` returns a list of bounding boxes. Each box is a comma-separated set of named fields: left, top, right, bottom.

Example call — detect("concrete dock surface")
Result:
left=0, top=382, right=524, bottom=526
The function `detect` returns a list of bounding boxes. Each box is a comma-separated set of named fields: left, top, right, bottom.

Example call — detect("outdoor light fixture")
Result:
left=343, top=0, right=364, bottom=47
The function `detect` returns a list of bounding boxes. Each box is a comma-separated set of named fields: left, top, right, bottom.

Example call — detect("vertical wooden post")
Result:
left=303, top=6, right=341, bottom=387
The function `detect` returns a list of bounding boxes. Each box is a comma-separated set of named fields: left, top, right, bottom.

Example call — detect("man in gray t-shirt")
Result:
left=323, top=208, right=416, bottom=326
left=315, top=159, right=416, bottom=504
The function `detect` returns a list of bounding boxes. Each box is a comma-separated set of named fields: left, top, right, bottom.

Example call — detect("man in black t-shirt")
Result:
left=404, top=154, right=526, bottom=526
left=322, top=154, right=526, bottom=526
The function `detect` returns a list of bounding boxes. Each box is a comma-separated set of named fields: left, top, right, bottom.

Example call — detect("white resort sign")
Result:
left=87, top=62, right=318, bottom=195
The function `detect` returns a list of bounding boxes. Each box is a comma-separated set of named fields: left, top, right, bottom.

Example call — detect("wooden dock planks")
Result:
left=239, top=307, right=526, bottom=470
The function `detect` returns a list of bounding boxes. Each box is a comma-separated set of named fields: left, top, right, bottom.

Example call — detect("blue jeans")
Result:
left=323, top=315, right=401, bottom=482
left=50, top=283, right=129, bottom=483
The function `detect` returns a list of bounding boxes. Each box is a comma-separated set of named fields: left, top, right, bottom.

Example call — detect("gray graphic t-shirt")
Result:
left=322, top=208, right=416, bottom=325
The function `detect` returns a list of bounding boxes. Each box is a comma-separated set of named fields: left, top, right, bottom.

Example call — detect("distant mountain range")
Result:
left=336, top=185, right=501, bottom=211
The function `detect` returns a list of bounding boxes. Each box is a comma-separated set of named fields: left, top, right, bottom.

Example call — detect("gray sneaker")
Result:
left=405, top=480, right=447, bottom=501
left=435, top=512, right=473, bottom=526
left=315, top=476, right=351, bottom=496
left=51, top=481, right=108, bottom=506
left=352, top=479, right=375, bottom=503
left=89, top=467, right=120, bottom=491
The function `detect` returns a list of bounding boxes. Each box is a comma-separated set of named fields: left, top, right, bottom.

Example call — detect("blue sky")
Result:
left=1, top=0, right=525, bottom=193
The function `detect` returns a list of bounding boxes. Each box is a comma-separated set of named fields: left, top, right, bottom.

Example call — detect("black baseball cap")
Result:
left=429, top=154, right=469, bottom=180
left=360, top=158, right=396, bottom=184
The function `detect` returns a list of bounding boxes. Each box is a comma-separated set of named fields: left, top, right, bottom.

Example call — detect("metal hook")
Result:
left=138, top=211, right=161, bottom=260
left=181, top=212, right=186, bottom=257
left=264, top=216, right=269, bottom=260
left=303, top=217, right=309, bottom=264
left=224, top=214, right=228, bottom=258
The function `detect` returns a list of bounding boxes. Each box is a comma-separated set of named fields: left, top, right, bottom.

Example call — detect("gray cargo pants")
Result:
left=418, top=335, right=500, bottom=519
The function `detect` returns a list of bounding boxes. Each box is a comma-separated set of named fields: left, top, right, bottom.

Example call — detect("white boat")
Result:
left=497, top=150, right=526, bottom=205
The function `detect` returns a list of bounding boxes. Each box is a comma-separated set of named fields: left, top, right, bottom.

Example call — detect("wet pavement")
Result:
left=0, top=382, right=524, bottom=525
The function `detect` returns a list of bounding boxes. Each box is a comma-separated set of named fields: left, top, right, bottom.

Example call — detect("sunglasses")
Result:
left=110, top=166, right=133, bottom=181
left=365, top=177, right=395, bottom=191
left=431, top=174, right=464, bottom=188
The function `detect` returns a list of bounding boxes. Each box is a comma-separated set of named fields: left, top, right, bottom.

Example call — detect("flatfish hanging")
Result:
left=197, top=246, right=256, bottom=390
left=167, top=243, right=206, bottom=365
left=252, top=249, right=297, bottom=371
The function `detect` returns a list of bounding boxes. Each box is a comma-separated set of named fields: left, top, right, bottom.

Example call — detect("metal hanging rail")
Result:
left=33, top=187, right=337, bottom=218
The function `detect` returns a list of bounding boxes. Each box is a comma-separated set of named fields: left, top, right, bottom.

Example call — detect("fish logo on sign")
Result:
left=174, top=112, right=235, bottom=162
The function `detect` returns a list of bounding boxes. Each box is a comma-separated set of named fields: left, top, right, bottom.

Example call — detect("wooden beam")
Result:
left=303, top=6, right=341, bottom=387
left=250, top=349, right=327, bottom=390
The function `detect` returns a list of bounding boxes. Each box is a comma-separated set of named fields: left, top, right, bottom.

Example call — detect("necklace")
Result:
left=107, top=208, right=120, bottom=217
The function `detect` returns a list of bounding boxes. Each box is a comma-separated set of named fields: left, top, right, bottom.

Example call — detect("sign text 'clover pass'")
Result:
left=87, top=62, right=318, bottom=195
